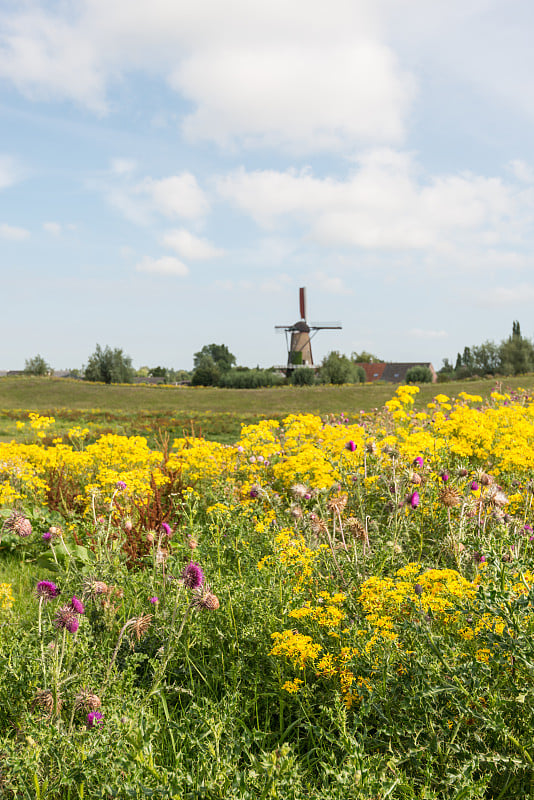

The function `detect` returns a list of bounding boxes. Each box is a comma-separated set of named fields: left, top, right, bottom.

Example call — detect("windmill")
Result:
left=275, top=287, right=342, bottom=370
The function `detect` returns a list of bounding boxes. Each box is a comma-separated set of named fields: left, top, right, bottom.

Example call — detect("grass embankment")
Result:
left=4, top=387, right=534, bottom=796
left=1, top=374, right=533, bottom=445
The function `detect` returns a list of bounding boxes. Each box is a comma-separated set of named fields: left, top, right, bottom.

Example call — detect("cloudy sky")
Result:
left=1, top=0, right=534, bottom=372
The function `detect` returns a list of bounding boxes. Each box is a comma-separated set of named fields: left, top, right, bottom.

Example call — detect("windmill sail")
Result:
left=275, top=287, right=342, bottom=370
left=299, top=287, right=307, bottom=320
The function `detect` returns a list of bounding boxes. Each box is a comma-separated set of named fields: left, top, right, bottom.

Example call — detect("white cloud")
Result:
left=478, top=284, right=534, bottom=307
left=98, top=168, right=209, bottom=225
left=174, top=40, right=413, bottom=151
left=0, top=223, right=30, bottom=241
left=111, top=158, right=137, bottom=175
left=162, top=228, right=222, bottom=260
left=140, top=174, right=209, bottom=220
left=0, top=1, right=414, bottom=152
left=259, top=273, right=292, bottom=293
left=314, top=271, right=352, bottom=295
left=135, top=255, right=189, bottom=276
left=0, top=8, right=106, bottom=112
left=0, top=155, right=20, bottom=190
left=217, top=150, right=519, bottom=253
left=409, top=328, right=448, bottom=339
left=213, top=279, right=234, bottom=291
left=43, top=222, right=62, bottom=235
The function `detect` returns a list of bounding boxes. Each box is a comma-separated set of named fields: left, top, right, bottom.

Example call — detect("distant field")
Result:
left=0, top=374, right=532, bottom=445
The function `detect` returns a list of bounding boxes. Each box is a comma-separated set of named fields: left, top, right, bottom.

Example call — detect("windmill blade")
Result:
left=299, top=287, right=307, bottom=320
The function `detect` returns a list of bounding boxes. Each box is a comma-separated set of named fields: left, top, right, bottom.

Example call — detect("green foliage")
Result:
left=447, top=322, right=534, bottom=380
left=499, top=322, right=534, bottom=375
left=5, top=391, right=534, bottom=797
left=406, top=365, right=433, bottom=383
left=218, top=368, right=286, bottom=389
left=148, top=365, right=166, bottom=378
left=351, top=350, right=384, bottom=363
left=193, top=344, right=236, bottom=373
left=290, top=367, right=316, bottom=386
left=83, top=345, right=134, bottom=384
left=191, top=355, right=221, bottom=386
left=319, top=351, right=364, bottom=385
left=24, top=354, right=51, bottom=376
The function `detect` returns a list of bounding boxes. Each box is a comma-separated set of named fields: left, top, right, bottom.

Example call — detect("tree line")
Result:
left=439, top=321, right=534, bottom=380
left=24, top=323, right=532, bottom=386
left=22, top=344, right=374, bottom=387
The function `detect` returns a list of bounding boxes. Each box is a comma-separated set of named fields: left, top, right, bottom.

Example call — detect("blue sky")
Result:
left=1, top=0, right=534, bottom=372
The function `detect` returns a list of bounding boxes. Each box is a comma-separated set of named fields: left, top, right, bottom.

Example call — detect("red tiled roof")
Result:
left=358, top=363, right=387, bottom=382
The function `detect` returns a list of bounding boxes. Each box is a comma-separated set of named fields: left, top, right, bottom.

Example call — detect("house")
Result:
left=356, top=362, right=437, bottom=384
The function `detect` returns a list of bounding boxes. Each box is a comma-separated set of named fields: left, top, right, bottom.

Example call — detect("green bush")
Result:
left=191, top=356, right=220, bottom=386
left=290, top=367, right=316, bottom=386
left=218, top=368, right=286, bottom=389
left=84, top=345, right=134, bottom=384
left=319, top=351, right=365, bottom=385
left=406, top=365, right=433, bottom=383
left=24, top=354, right=51, bottom=376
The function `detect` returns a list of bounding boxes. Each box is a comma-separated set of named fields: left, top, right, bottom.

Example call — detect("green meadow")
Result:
left=1, top=374, right=533, bottom=445
left=2, top=376, right=534, bottom=798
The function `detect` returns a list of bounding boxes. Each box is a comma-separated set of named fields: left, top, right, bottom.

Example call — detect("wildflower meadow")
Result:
left=3, top=384, right=534, bottom=798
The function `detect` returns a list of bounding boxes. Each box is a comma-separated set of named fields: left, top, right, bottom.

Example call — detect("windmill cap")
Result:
left=291, top=321, right=310, bottom=333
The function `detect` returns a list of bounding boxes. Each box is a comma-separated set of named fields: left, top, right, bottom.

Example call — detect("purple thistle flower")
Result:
left=161, top=522, right=172, bottom=537
left=149, top=596, right=159, bottom=604
left=36, top=580, right=60, bottom=601
left=42, top=531, right=52, bottom=542
left=524, top=524, right=533, bottom=534
left=180, top=561, right=204, bottom=590
left=410, top=491, right=420, bottom=509
left=346, top=440, right=356, bottom=452
left=54, top=605, right=80, bottom=633
left=115, top=481, right=127, bottom=491
left=70, top=596, right=85, bottom=615
left=413, top=456, right=424, bottom=469
left=441, top=472, right=449, bottom=482
left=471, top=481, right=479, bottom=491
left=86, top=711, right=104, bottom=727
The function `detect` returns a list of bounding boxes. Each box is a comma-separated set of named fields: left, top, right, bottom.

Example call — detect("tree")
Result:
left=319, top=351, right=364, bottom=385
left=191, top=355, right=220, bottom=386
left=24, top=354, right=51, bottom=376
left=351, top=351, right=384, bottom=363
left=149, top=366, right=167, bottom=379
left=290, top=367, right=316, bottom=386
left=83, top=345, right=134, bottom=384
left=193, top=344, right=236, bottom=373
left=499, top=322, right=534, bottom=375
left=471, top=341, right=500, bottom=376
left=406, top=365, right=433, bottom=383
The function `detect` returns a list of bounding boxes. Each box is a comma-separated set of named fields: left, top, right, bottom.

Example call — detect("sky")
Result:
left=1, top=0, right=534, bottom=372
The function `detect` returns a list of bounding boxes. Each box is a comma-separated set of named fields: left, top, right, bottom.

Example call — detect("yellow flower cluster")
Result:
left=258, top=528, right=325, bottom=591
left=270, top=630, right=322, bottom=669
left=358, top=564, right=479, bottom=631
left=0, top=583, right=14, bottom=611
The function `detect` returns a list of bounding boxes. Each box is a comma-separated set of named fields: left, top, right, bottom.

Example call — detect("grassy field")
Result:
left=1, top=374, right=533, bottom=445
left=3, top=385, right=534, bottom=797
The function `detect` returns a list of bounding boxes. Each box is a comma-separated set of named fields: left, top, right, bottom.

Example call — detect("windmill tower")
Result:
left=275, top=287, right=342, bottom=371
